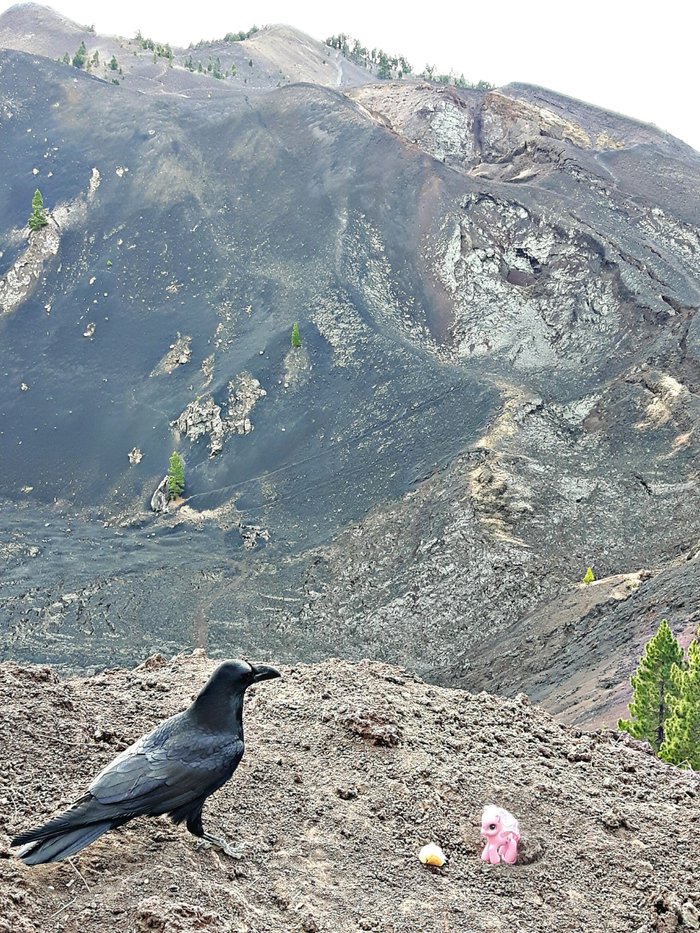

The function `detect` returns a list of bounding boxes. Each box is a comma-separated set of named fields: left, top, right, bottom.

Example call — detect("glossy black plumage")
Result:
left=12, top=659, right=280, bottom=864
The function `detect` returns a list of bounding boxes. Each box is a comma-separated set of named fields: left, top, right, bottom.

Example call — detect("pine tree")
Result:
left=291, top=323, right=301, bottom=348
left=582, top=566, right=595, bottom=584
left=72, top=41, right=87, bottom=69
left=28, top=189, right=48, bottom=232
left=659, top=640, right=700, bottom=768
left=167, top=451, right=185, bottom=500
left=618, top=620, right=684, bottom=751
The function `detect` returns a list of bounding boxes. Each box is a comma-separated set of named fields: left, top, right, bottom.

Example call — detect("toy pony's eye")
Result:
left=489, top=823, right=497, bottom=830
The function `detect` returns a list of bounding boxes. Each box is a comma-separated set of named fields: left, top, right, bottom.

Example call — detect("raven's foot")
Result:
left=196, top=832, right=245, bottom=860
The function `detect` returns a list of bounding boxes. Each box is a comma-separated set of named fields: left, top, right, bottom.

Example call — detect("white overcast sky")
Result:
left=3, top=0, right=699, bottom=150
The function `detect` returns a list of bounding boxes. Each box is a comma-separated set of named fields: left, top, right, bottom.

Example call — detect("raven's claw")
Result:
left=196, top=833, right=245, bottom=859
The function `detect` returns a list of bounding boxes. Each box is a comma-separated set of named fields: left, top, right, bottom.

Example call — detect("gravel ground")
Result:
left=0, top=652, right=698, bottom=932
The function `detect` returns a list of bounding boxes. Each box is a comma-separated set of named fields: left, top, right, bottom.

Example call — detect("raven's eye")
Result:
left=489, top=823, right=497, bottom=830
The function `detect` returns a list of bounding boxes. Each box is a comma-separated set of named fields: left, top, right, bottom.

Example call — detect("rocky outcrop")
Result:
left=240, top=523, right=270, bottom=549
left=0, top=220, right=60, bottom=316
left=479, top=88, right=593, bottom=160
left=437, top=196, right=610, bottom=368
left=226, top=372, right=266, bottom=434
left=348, top=83, right=480, bottom=170
left=150, top=476, right=169, bottom=513
left=172, top=376, right=266, bottom=454
left=348, top=81, right=694, bottom=180
left=173, top=397, right=225, bottom=456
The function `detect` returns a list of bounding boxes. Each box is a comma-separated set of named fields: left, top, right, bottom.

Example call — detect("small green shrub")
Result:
left=167, top=451, right=185, bottom=500
left=28, top=189, right=48, bottom=232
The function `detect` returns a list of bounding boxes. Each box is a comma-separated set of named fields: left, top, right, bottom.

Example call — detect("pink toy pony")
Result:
left=480, top=805, right=520, bottom=865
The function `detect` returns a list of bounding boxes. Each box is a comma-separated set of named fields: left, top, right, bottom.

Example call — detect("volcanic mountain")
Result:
left=1, top=4, right=699, bottom=727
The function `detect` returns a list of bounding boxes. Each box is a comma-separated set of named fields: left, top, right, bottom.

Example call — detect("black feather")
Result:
left=11, top=659, right=279, bottom=865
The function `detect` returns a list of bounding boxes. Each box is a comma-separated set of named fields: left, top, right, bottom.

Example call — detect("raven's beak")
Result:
left=251, top=663, right=281, bottom=683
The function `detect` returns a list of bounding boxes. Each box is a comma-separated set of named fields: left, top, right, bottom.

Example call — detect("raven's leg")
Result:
left=186, top=808, right=245, bottom=860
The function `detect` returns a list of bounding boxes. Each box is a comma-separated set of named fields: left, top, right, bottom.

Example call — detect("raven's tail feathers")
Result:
left=14, top=820, right=115, bottom=865
left=12, top=794, right=122, bottom=865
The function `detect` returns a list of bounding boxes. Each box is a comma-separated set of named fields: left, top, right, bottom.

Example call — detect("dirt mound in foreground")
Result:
left=0, top=653, right=698, bottom=932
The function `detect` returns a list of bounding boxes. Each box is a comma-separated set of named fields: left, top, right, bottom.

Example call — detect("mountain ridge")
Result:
left=0, top=6, right=699, bottom=731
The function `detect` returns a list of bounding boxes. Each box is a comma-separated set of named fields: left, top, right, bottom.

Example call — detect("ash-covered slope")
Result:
left=0, top=6, right=700, bottom=728
left=1, top=654, right=699, bottom=933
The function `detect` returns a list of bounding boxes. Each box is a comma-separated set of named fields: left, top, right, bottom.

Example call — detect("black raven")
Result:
left=11, top=659, right=280, bottom=865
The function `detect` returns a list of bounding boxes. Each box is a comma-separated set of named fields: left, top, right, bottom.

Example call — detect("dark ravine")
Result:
left=0, top=5, right=699, bottom=727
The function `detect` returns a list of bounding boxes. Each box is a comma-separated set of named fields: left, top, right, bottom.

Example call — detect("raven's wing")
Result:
left=12, top=714, right=244, bottom=864
left=89, top=713, right=244, bottom=816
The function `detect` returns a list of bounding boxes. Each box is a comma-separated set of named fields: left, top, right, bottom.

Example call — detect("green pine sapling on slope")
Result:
left=167, top=451, right=185, bottom=500
left=618, top=619, right=684, bottom=753
left=659, top=640, right=700, bottom=769
left=28, top=189, right=48, bottom=232
left=291, top=323, right=301, bottom=348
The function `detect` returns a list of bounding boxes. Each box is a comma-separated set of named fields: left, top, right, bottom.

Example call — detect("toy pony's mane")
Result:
left=483, top=805, right=520, bottom=835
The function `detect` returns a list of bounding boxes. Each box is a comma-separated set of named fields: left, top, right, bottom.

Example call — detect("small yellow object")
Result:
left=418, top=843, right=447, bottom=867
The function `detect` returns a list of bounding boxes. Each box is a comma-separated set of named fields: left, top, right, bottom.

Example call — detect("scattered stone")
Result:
left=83, top=322, right=96, bottom=337
left=601, top=810, right=628, bottom=831
left=152, top=334, right=192, bottom=375
left=336, top=706, right=401, bottom=747
left=240, top=524, right=270, bottom=550
left=128, top=447, right=143, bottom=465
left=135, top=896, right=232, bottom=933
left=137, top=653, right=168, bottom=671
left=648, top=890, right=683, bottom=932
left=201, top=353, right=214, bottom=387
left=87, top=166, right=100, bottom=199
left=681, top=901, right=700, bottom=931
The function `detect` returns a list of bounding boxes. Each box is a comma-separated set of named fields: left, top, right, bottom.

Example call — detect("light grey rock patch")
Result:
left=434, top=195, right=623, bottom=371
left=0, top=219, right=60, bottom=316
left=150, top=333, right=192, bottom=376
left=173, top=396, right=225, bottom=456
left=226, top=373, right=266, bottom=434
left=201, top=354, right=215, bottom=387
left=283, top=346, right=311, bottom=389
left=150, top=476, right=169, bottom=513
